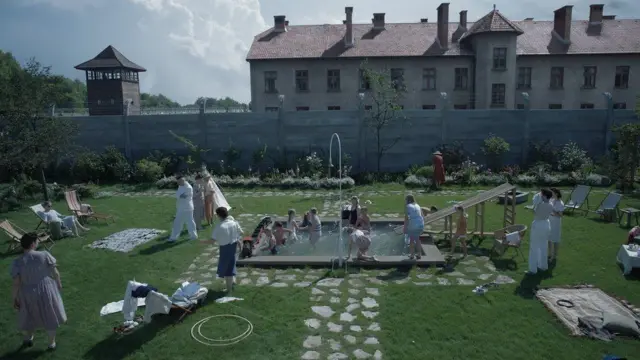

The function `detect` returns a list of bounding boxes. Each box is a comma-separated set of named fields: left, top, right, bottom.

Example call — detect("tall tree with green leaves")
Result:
left=360, top=61, right=406, bottom=172
left=0, top=57, right=78, bottom=200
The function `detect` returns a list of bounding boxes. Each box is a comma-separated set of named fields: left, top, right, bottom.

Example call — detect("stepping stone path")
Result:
left=303, top=278, right=383, bottom=360
left=173, top=213, right=516, bottom=360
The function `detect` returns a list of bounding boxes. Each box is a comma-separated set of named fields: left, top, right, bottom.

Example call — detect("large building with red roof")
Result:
left=246, top=3, right=640, bottom=112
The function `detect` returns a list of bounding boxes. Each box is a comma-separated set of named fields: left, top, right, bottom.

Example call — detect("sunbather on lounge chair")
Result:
left=39, top=201, right=89, bottom=237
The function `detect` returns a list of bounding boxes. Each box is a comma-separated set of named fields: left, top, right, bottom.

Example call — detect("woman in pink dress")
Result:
left=11, top=232, right=67, bottom=350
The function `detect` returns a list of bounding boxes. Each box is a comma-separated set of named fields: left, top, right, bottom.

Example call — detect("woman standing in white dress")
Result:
left=548, top=188, right=565, bottom=262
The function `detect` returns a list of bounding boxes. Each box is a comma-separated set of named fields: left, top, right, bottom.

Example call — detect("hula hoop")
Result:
left=190, top=314, right=253, bottom=346
left=556, top=299, right=575, bottom=308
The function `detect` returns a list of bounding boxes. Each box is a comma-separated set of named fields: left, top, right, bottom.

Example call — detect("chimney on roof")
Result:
left=373, top=13, right=386, bottom=30
left=437, top=3, right=450, bottom=49
left=459, top=10, right=467, bottom=29
left=552, top=5, right=573, bottom=44
left=603, top=15, right=616, bottom=20
left=345, top=7, right=354, bottom=47
left=274, top=15, right=287, bottom=32
left=420, top=18, right=428, bottom=23
left=589, top=4, right=604, bottom=25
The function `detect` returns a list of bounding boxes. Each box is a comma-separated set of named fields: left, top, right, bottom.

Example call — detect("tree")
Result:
left=612, top=123, right=640, bottom=191
left=360, top=61, right=406, bottom=172
left=140, top=93, right=181, bottom=108
left=194, top=96, right=249, bottom=111
left=0, top=57, right=78, bottom=200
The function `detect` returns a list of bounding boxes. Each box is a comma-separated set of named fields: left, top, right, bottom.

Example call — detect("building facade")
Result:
left=247, top=4, right=640, bottom=112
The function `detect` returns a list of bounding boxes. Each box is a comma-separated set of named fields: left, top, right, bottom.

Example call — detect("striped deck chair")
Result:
left=64, top=190, right=114, bottom=224
left=0, top=219, right=54, bottom=252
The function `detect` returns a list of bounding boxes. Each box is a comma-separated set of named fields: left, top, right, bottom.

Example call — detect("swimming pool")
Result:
left=273, top=221, right=408, bottom=257
left=237, top=218, right=446, bottom=268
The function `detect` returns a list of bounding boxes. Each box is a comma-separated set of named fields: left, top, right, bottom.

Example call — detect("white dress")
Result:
left=549, top=199, right=565, bottom=243
left=286, top=220, right=298, bottom=242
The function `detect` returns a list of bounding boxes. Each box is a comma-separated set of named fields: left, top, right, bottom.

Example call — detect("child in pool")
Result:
left=273, top=221, right=293, bottom=246
left=355, top=206, right=371, bottom=231
left=451, top=205, right=468, bottom=256
left=299, top=207, right=322, bottom=248
left=260, top=227, right=281, bottom=255
left=286, top=209, right=299, bottom=243
left=345, top=226, right=377, bottom=262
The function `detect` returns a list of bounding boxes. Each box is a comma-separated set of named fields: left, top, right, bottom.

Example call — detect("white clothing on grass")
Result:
left=212, top=217, right=243, bottom=246
left=549, top=199, right=565, bottom=243
left=528, top=200, right=553, bottom=273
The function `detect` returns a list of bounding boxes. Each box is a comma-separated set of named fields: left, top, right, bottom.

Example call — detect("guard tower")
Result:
left=74, top=45, right=146, bottom=116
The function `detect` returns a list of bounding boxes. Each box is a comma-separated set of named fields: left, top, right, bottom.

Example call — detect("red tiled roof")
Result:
left=459, top=10, right=524, bottom=42
left=246, top=19, right=640, bottom=60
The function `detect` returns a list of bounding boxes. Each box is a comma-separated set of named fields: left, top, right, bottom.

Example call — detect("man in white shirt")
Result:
left=209, top=207, right=243, bottom=293
left=169, top=175, right=198, bottom=242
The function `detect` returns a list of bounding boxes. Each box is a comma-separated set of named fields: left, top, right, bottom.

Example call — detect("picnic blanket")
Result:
left=89, top=228, right=166, bottom=252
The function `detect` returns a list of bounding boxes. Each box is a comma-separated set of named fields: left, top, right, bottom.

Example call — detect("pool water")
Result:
left=268, top=222, right=410, bottom=257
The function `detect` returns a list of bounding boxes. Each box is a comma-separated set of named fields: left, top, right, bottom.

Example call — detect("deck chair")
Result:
left=592, top=192, right=623, bottom=221
left=0, top=219, right=54, bottom=252
left=564, top=185, right=592, bottom=215
left=490, top=224, right=527, bottom=261
left=30, top=204, right=47, bottom=230
left=64, top=190, right=114, bottom=224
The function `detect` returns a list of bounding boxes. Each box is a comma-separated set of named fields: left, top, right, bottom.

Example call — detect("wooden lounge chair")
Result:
left=64, top=190, right=114, bottom=224
left=592, top=192, right=623, bottom=222
left=564, top=185, right=592, bottom=216
left=490, top=224, right=527, bottom=261
left=0, top=219, right=54, bottom=252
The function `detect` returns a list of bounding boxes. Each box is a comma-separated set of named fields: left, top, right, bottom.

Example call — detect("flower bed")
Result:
left=403, top=172, right=612, bottom=189
left=155, top=175, right=356, bottom=190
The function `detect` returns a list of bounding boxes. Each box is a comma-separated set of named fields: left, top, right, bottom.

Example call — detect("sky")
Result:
left=0, top=0, right=636, bottom=106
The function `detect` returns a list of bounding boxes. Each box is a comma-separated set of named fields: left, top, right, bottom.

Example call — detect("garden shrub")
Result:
left=527, top=140, right=559, bottom=169
left=585, top=173, right=611, bottom=187
left=134, top=159, right=164, bottom=183
left=101, top=146, right=132, bottom=183
left=481, top=134, right=510, bottom=171
left=297, top=152, right=324, bottom=178
left=73, top=151, right=104, bottom=183
left=514, top=174, right=536, bottom=187
left=558, top=141, right=591, bottom=172
left=154, top=174, right=355, bottom=190
left=404, top=175, right=432, bottom=188
left=474, top=173, right=507, bottom=186
left=413, top=166, right=434, bottom=179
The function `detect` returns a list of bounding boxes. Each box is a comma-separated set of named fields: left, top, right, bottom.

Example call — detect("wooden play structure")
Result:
left=423, top=183, right=517, bottom=241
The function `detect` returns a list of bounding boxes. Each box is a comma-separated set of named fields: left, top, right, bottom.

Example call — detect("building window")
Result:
left=328, top=106, right=341, bottom=110
left=114, top=71, right=121, bottom=80
left=454, top=68, right=469, bottom=90
left=615, top=66, right=630, bottom=89
left=422, top=104, right=436, bottom=110
left=490, top=84, right=506, bottom=108
left=295, top=70, right=309, bottom=92
left=583, top=66, right=597, bottom=89
left=264, top=71, right=277, bottom=93
left=327, top=69, right=340, bottom=92
left=296, top=106, right=310, bottom=111
left=453, top=104, right=468, bottom=110
left=359, top=69, right=371, bottom=90
left=390, top=68, right=405, bottom=90
left=613, top=102, right=627, bottom=109
left=516, top=104, right=525, bottom=109
left=548, top=103, right=562, bottom=109
left=493, top=48, right=507, bottom=70
left=110, top=99, right=115, bottom=105
left=422, top=68, right=436, bottom=90
left=87, top=71, right=94, bottom=80
left=580, top=103, right=595, bottom=109
left=133, top=72, right=139, bottom=81
left=364, top=105, right=372, bottom=110
left=265, top=107, right=279, bottom=112
left=517, top=67, right=532, bottom=89
left=97, top=100, right=102, bottom=105
left=550, top=67, right=564, bottom=89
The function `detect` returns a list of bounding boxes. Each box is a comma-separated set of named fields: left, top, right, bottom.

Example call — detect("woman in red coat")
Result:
left=432, top=151, right=446, bottom=188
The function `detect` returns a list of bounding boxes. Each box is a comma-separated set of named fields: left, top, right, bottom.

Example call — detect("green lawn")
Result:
left=0, top=188, right=639, bottom=360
